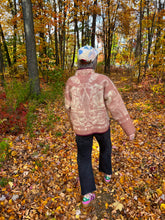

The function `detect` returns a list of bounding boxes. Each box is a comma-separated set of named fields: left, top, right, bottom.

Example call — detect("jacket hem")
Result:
left=75, top=126, right=110, bottom=136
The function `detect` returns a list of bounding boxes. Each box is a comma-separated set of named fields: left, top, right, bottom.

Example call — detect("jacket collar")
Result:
left=75, top=68, right=95, bottom=76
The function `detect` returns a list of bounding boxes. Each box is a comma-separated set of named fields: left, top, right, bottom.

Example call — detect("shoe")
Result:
left=104, top=174, right=111, bottom=183
left=82, top=193, right=95, bottom=207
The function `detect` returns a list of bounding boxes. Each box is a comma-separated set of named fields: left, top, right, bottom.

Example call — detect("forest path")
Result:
left=0, top=73, right=164, bottom=219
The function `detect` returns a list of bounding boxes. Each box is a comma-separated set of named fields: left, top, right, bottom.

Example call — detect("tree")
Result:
left=144, top=0, right=156, bottom=76
left=0, top=23, right=12, bottom=68
left=62, top=0, right=67, bottom=70
left=8, top=0, right=17, bottom=66
left=91, top=0, right=98, bottom=48
left=153, top=0, right=164, bottom=69
left=137, top=0, right=143, bottom=83
left=38, top=0, right=47, bottom=68
left=0, top=38, right=5, bottom=86
left=21, top=0, right=40, bottom=95
left=103, top=0, right=120, bottom=74
left=0, top=0, right=164, bottom=82
left=71, top=0, right=80, bottom=68
left=53, top=0, right=59, bottom=66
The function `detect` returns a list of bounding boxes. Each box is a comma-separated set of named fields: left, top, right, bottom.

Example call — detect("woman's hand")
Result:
left=129, top=134, right=135, bottom=141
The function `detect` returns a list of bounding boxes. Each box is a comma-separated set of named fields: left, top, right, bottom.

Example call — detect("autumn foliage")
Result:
left=0, top=73, right=165, bottom=219
left=0, top=0, right=165, bottom=218
left=0, top=92, right=27, bottom=134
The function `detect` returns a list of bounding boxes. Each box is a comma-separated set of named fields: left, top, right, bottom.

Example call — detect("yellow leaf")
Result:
left=8, top=181, right=13, bottom=188
left=50, top=145, right=55, bottom=148
left=9, top=199, right=12, bottom=205
left=156, top=189, right=163, bottom=196
left=22, top=200, right=25, bottom=205
left=49, top=131, right=52, bottom=137
left=42, top=200, right=47, bottom=206
left=133, top=119, right=139, bottom=124
left=10, top=127, right=15, bottom=131
left=105, top=202, right=109, bottom=209
left=111, top=201, right=124, bottom=212
left=66, top=188, right=72, bottom=192
left=160, top=203, right=165, bottom=211
left=120, top=175, right=125, bottom=184
left=14, top=174, right=19, bottom=177
left=55, top=206, right=61, bottom=211
left=93, top=145, right=98, bottom=150
left=11, top=151, right=17, bottom=157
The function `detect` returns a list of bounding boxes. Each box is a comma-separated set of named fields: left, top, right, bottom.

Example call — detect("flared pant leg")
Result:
left=76, top=134, right=96, bottom=195
left=76, top=128, right=112, bottom=195
left=95, top=128, right=112, bottom=175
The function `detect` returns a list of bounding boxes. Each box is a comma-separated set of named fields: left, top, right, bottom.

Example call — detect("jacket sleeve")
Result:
left=104, top=77, right=135, bottom=137
left=65, top=79, right=71, bottom=110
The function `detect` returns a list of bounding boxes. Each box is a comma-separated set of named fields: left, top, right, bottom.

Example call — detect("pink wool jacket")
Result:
left=65, top=69, right=135, bottom=136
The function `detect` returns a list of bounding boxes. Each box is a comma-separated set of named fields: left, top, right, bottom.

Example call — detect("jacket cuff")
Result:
left=120, top=119, right=135, bottom=136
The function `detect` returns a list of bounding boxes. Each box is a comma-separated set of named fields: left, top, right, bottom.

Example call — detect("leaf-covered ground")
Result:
left=0, top=75, right=165, bottom=219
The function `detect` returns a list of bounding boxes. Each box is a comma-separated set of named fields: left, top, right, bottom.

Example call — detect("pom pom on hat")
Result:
left=78, top=45, right=99, bottom=62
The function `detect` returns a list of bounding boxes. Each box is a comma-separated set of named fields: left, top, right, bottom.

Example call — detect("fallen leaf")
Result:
left=11, top=194, right=19, bottom=201
left=111, top=201, right=124, bottom=213
left=160, top=203, right=165, bottom=211
left=0, top=195, right=6, bottom=201
left=105, top=202, right=109, bottom=209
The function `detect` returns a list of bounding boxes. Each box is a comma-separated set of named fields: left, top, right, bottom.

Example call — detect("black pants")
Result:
left=76, top=128, right=112, bottom=195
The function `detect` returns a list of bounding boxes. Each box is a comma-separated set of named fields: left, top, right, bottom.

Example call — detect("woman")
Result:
left=65, top=45, right=135, bottom=207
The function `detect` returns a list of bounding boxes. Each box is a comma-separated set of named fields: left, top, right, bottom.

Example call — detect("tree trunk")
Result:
left=53, top=0, right=59, bottom=65
left=81, top=7, right=85, bottom=47
left=144, top=1, right=156, bottom=76
left=0, top=23, right=12, bottom=68
left=153, top=0, right=164, bottom=68
left=84, top=13, right=91, bottom=46
left=8, top=0, right=17, bottom=65
left=137, top=0, right=143, bottom=83
left=22, top=0, right=40, bottom=96
left=62, top=1, right=66, bottom=70
left=38, top=1, right=47, bottom=57
left=71, top=41, right=76, bottom=69
left=73, top=0, right=80, bottom=49
left=91, top=0, right=97, bottom=48
left=75, top=9, right=80, bottom=49
left=71, top=19, right=77, bottom=68
left=13, top=0, right=17, bottom=64
left=71, top=0, right=79, bottom=68
left=104, top=0, right=119, bottom=74
left=0, top=39, right=5, bottom=86
left=103, top=15, right=107, bottom=73
left=107, top=0, right=111, bottom=74
left=38, top=1, right=47, bottom=80
left=58, top=0, right=63, bottom=67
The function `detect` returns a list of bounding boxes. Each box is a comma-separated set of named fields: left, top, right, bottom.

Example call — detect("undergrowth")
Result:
left=0, top=68, right=164, bottom=136
left=0, top=69, right=64, bottom=136
left=0, top=139, right=10, bottom=168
